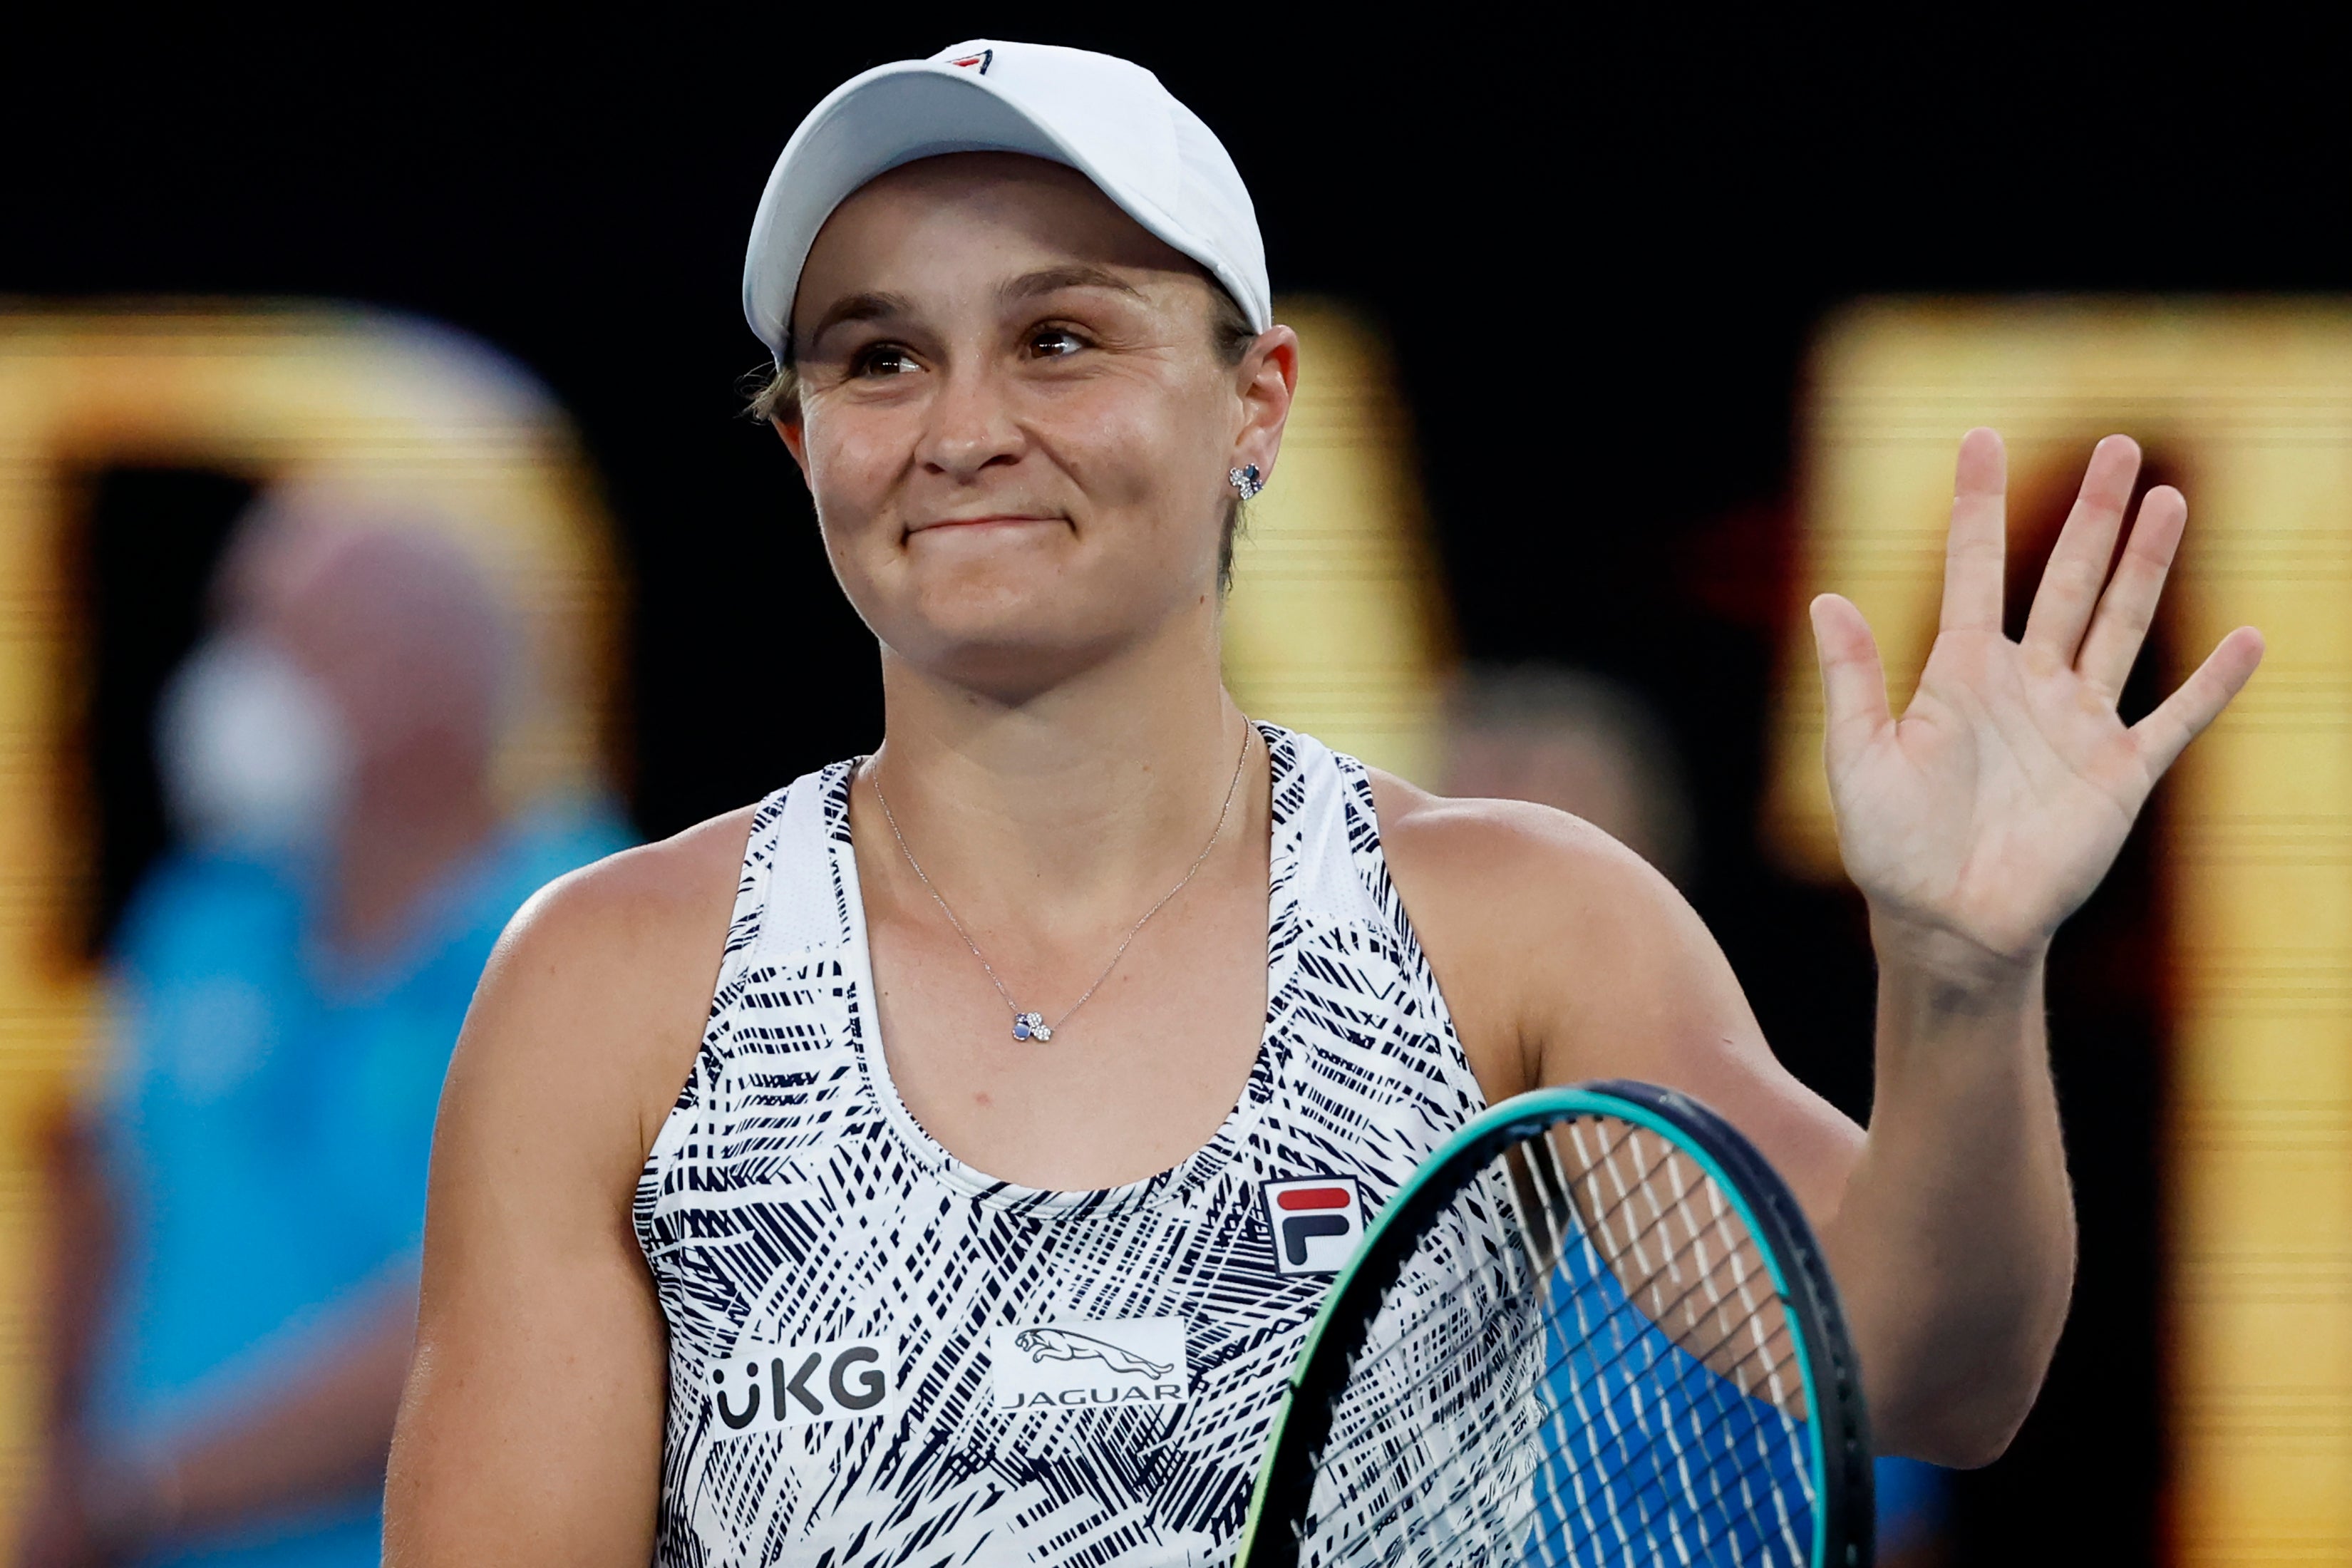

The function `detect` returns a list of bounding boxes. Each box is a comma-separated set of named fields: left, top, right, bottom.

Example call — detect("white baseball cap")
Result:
left=742, top=39, right=1272, bottom=363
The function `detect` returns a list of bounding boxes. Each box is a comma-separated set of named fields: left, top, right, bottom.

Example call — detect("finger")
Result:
left=2020, top=434, right=2142, bottom=664
left=1810, top=592, right=1893, bottom=765
left=1939, top=428, right=2008, bottom=634
left=2075, top=482, right=2187, bottom=701
left=2131, top=626, right=2266, bottom=777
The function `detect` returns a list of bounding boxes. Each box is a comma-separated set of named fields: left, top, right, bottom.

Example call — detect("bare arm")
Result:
left=383, top=812, right=746, bottom=1566
left=1384, top=430, right=2261, bottom=1470
left=1802, top=430, right=2256, bottom=1461
left=1382, top=767, right=2070, bottom=1470
left=1376, top=793, right=1867, bottom=1236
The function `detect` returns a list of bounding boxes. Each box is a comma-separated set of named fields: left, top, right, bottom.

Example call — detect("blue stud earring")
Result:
left=1228, top=463, right=1264, bottom=501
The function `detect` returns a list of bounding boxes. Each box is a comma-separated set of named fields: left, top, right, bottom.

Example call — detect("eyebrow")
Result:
left=803, top=290, right=917, bottom=348
left=999, top=265, right=1147, bottom=304
left=801, top=268, right=1147, bottom=351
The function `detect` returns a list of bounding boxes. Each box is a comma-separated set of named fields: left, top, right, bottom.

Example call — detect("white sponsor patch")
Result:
left=1261, top=1175, right=1365, bottom=1275
left=990, top=1317, right=1190, bottom=1411
left=704, top=1335, right=900, bottom=1436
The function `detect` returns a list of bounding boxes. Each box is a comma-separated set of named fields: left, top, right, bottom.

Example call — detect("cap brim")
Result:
left=743, top=61, right=1252, bottom=358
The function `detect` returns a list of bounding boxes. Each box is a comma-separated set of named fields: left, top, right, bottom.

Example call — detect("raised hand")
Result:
left=1809, top=428, right=2264, bottom=974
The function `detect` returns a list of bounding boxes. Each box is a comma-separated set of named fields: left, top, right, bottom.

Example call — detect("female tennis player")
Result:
left=383, top=39, right=2262, bottom=1567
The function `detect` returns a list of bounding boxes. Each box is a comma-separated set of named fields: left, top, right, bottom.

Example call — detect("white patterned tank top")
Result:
left=634, top=724, right=1490, bottom=1566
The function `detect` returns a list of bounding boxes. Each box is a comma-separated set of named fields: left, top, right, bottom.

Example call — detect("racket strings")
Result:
left=1506, top=1285, right=1816, bottom=1565
left=1308, top=1249, right=1547, bottom=1563
left=1510, top=1118, right=1803, bottom=1420
left=1300, top=1113, right=1817, bottom=1567
left=1549, top=1120, right=1802, bottom=1419
left=1507, top=1116, right=1815, bottom=1562
left=1312, top=1250, right=1813, bottom=1568
left=1318, top=1231, right=1812, bottom=1564
left=1320, top=1128, right=1797, bottom=1477
left=1326, top=1182, right=1794, bottom=1464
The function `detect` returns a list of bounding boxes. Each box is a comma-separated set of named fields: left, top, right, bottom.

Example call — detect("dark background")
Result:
left=9, top=11, right=2348, bottom=1561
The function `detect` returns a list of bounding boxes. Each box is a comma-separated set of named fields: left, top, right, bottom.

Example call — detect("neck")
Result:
left=867, top=602, right=1252, bottom=923
left=325, top=748, right=500, bottom=960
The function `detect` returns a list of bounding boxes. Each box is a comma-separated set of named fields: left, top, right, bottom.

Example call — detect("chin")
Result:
left=873, top=579, right=1182, bottom=702
left=909, top=602, right=1119, bottom=693
left=843, top=531, right=1216, bottom=699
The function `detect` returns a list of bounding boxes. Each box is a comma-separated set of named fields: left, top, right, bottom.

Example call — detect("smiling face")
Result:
left=778, top=153, right=1294, bottom=700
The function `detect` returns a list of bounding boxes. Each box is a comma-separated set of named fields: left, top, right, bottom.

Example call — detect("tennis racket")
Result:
left=1237, top=1081, right=1873, bottom=1567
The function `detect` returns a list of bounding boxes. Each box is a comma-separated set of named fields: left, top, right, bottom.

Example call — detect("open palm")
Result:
left=1812, top=429, right=2264, bottom=969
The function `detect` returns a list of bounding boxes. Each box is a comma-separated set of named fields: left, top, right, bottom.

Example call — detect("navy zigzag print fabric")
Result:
left=634, top=726, right=1491, bottom=1566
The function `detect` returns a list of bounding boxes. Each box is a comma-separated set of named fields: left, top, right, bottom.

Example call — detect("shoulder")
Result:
left=496, top=803, right=753, bottom=969
left=1367, top=768, right=1667, bottom=901
left=1368, top=769, right=1864, bottom=1225
left=1364, top=768, right=1746, bottom=1096
left=1366, top=766, right=1699, bottom=964
left=498, top=801, right=644, bottom=907
left=448, top=803, right=759, bottom=1174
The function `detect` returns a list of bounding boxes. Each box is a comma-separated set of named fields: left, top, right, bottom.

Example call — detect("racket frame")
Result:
left=1237, top=1081, right=1874, bottom=1568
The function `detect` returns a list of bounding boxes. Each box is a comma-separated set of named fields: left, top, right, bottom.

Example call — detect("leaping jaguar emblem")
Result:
left=1012, top=1328, right=1174, bottom=1378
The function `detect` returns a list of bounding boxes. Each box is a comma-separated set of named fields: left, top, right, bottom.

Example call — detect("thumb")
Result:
left=1810, top=593, right=1892, bottom=765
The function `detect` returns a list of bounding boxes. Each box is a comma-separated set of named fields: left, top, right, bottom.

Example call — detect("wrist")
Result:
left=1867, top=914, right=2054, bottom=1115
left=1867, top=906, right=2048, bottom=1001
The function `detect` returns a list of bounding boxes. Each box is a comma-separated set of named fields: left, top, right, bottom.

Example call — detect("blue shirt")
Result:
left=93, top=805, right=632, bottom=1567
left=1875, top=1455, right=1951, bottom=1555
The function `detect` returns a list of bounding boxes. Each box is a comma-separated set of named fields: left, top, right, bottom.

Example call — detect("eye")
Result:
left=849, top=342, right=921, bottom=378
left=1027, top=326, right=1088, bottom=359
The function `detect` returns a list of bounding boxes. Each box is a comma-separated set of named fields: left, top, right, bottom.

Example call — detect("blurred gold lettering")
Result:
left=1221, top=298, right=1453, bottom=785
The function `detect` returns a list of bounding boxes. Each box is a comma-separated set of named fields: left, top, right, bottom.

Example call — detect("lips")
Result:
left=907, top=514, right=1060, bottom=533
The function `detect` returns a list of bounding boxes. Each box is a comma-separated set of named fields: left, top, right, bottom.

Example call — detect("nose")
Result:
left=916, top=358, right=1023, bottom=482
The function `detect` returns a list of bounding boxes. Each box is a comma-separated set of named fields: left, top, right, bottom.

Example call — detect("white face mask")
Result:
left=155, top=635, right=353, bottom=854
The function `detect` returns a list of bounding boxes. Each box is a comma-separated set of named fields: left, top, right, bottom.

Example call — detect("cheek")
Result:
left=1046, top=381, right=1226, bottom=525
left=801, top=403, right=912, bottom=533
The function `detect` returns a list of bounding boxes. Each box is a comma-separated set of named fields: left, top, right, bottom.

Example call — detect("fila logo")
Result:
left=1262, top=1176, right=1365, bottom=1275
left=991, top=1317, right=1189, bottom=1410
left=948, top=48, right=994, bottom=73
left=706, top=1335, right=899, bottom=1436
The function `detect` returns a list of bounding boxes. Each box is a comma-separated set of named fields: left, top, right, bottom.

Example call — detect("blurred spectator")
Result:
left=1439, top=664, right=1696, bottom=887
left=19, top=492, right=630, bottom=1567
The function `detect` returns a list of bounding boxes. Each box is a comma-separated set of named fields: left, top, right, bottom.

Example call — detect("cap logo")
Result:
left=948, top=49, right=993, bottom=74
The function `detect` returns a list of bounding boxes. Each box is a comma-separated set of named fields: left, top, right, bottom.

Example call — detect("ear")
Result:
left=771, top=414, right=814, bottom=490
left=1232, top=325, right=1300, bottom=488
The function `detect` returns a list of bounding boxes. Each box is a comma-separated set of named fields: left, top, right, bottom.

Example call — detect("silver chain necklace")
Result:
left=869, top=721, right=1254, bottom=1043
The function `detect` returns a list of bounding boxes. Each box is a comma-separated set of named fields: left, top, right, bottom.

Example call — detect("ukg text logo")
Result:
left=707, top=1335, right=899, bottom=1435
